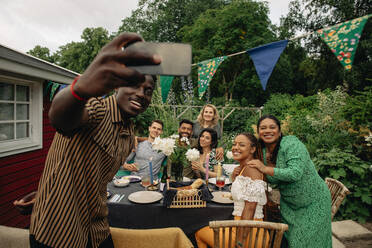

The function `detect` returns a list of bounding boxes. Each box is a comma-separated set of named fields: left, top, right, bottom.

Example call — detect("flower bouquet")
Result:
left=152, top=135, right=199, bottom=181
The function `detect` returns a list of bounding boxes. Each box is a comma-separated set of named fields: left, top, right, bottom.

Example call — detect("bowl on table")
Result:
left=113, top=178, right=130, bottom=187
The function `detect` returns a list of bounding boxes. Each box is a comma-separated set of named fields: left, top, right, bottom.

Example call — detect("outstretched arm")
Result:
left=49, top=33, right=161, bottom=133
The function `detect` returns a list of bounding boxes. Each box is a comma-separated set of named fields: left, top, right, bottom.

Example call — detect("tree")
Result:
left=179, top=0, right=293, bottom=105
left=27, top=45, right=58, bottom=63
left=56, top=27, right=111, bottom=73
left=117, top=0, right=226, bottom=42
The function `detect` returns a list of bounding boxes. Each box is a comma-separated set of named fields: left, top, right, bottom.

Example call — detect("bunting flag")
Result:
left=59, top=84, right=68, bottom=91
left=247, top=40, right=289, bottom=90
left=49, top=83, right=60, bottom=101
left=44, top=81, right=68, bottom=101
left=160, top=76, right=174, bottom=103
left=197, top=56, right=227, bottom=98
left=317, top=14, right=371, bottom=70
left=43, top=81, right=53, bottom=97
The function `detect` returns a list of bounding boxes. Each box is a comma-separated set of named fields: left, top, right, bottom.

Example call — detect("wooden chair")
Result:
left=209, top=220, right=288, bottom=248
left=325, top=177, right=350, bottom=220
left=110, top=227, right=193, bottom=248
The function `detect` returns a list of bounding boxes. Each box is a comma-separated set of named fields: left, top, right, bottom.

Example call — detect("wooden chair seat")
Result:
left=325, top=177, right=350, bottom=220
left=110, top=227, right=193, bottom=248
left=209, top=220, right=288, bottom=248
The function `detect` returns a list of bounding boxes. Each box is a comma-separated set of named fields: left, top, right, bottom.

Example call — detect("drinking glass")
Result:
left=216, top=176, right=226, bottom=191
left=141, top=175, right=151, bottom=190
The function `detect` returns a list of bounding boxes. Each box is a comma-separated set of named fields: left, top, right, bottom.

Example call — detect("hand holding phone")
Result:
left=125, top=42, right=192, bottom=76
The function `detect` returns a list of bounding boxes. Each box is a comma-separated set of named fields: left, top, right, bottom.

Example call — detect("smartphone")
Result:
left=125, top=42, right=192, bottom=76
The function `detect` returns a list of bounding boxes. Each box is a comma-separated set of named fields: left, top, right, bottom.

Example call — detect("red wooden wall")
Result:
left=0, top=98, right=55, bottom=228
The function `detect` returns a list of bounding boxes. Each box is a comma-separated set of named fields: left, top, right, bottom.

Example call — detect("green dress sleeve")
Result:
left=272, top=136, right=308, bottom=182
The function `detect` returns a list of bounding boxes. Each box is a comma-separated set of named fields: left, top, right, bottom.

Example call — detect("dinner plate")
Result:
left=128, top=191, right=163, bottom=204
left=211, top=191, right=233, bottom=204
left=122, top=175, right=141, bottom=183
left=208, top=177, right=232, bottom=185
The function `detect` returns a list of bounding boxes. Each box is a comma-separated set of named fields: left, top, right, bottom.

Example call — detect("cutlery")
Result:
left=117, top=194, right=125, bottom=202
left=109, top=194, right=119, bottom=202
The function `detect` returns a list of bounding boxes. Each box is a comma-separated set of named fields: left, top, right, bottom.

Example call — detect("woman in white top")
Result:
left=195, top=133, right=267, bottom=248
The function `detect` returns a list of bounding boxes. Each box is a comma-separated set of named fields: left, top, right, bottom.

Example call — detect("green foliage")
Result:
left=28, top=27, right=111, bottom=73
left=118, top=0, right=226, bottom=42
left=342, top=86, right=372, bottom=128
left=179, top=0, right=283, bottom=104
left=262, top=87, right=372, bottom=221
left=27, top=45, right=58, bottom=63
left=313, top=148, right=371, bottom=221
left=56, top=27, right=111, bottom=73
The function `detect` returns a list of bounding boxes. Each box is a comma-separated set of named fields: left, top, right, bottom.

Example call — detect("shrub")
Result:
left=313, top=148, right=371, bottom=222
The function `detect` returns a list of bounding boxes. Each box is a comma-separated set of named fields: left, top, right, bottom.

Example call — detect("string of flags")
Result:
left=160, top=14, right=371, bottom=102
left=44, top=15, right=371, bottom=103
left=43, top=81, right=67, bottom=101
left=44, top=81, right=115, bottom=101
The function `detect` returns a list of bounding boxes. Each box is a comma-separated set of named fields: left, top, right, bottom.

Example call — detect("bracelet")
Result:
left=70, top=76, right=87, bottom=101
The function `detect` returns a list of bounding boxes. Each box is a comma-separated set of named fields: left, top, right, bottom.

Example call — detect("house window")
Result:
left=0, top=76, right=42, bottom=157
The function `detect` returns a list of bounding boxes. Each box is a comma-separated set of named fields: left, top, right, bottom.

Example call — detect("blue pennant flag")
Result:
left=58, top=84, right=68, bottom=92
left=247, top=40, right=288, bottom=90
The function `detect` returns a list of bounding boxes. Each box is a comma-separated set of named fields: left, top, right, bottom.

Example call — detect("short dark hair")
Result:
left=179, top=119, right=193, bottom=128
left=197, top=128, right=218, bottom=153
left=151, top=119, right=163, bottom=129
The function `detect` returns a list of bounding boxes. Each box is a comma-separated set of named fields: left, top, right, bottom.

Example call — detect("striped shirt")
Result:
left=30, top=95, right=135, bottom=248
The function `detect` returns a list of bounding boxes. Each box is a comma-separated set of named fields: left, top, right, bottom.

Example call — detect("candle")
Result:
left=205, top=154, right=210, bottom=182
left=149, top=157, right=154, bottom=185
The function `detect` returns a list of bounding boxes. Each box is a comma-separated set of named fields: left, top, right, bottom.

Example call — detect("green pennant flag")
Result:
left=197, top=56, right=227, bottom=99
left=49, top=82, right=60, bottom=101
left=317, top=14, right=371, bottom=70
left=44, top=81, right=53, bottom=97
left=160, top=76, right=174, bottom=103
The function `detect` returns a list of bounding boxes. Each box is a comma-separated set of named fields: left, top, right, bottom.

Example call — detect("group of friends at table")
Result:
left=14, top=33, right=333, bottom=248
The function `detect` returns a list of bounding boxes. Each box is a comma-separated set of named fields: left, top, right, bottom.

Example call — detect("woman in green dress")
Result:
left=247, top=115, right=332, bottom=248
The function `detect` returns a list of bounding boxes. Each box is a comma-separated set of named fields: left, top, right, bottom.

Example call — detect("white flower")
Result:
left=152, top=137, right=175, bottom=156
left=180, top=137, right=190, bottom=145
left=170, top=134, right=179, bottom=139
left=152, top=137, right=163, bottom=150
left=226, top=151, right=233, bottom=160
left=161, top=138, right=176, bottom=156
left=185, top=148, right=200, bottom=162
left=364, top=132, right=372, bottom=144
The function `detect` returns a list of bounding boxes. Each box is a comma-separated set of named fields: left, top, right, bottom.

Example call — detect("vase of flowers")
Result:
left=152, top=135, right=199, bottom=181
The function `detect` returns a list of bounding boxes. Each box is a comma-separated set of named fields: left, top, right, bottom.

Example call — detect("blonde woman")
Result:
left=192, top=104, right=221, bottom=140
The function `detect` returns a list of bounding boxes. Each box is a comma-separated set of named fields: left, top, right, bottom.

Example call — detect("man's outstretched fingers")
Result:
left=110, top=32, right=144, bottom=50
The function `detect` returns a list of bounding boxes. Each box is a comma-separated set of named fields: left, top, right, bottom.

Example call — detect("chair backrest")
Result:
left=209, top=220, right=288, bottom=248
left=325, top=177, right=350, bottom=220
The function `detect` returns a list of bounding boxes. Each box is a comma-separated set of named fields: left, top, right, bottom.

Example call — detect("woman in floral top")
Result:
left=248, top=115, right=332, bottom=248
left=191, top=128, right=220, bottom=178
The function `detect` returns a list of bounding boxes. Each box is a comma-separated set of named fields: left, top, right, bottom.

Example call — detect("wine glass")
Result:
left=141, top=175, right=151, bottom=191
left=216, top=176, right=226, bottom=191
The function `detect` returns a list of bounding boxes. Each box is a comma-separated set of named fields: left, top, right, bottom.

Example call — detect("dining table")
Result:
left=107, top=179, right=234, bottom=245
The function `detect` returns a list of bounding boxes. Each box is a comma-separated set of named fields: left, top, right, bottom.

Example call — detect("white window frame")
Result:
left=0, top=75, right=42, bottom=158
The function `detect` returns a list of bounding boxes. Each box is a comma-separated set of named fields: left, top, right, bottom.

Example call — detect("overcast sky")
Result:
left=0, top=0, right=291, bottom=53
